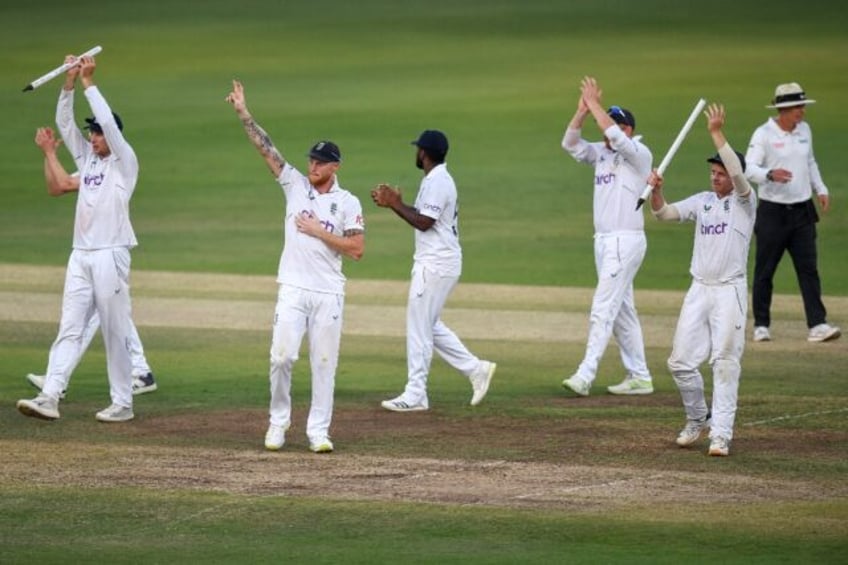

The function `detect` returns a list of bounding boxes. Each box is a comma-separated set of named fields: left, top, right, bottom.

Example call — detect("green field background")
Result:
left=1, top=1, right=847, bottom=563
left=1, top=0, right=846, bottom=291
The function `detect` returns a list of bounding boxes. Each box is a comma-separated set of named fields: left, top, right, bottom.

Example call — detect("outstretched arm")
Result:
left=370, top=183, right=436, bottom=232
left=226, top=80, right=286, bottom=178
left=35, top=127, right=78, bottom=196
left=705, top=103, right=751, bottom=197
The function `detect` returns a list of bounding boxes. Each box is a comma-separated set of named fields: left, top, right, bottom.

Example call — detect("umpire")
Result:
left=745, top=82, right=840, bottom=343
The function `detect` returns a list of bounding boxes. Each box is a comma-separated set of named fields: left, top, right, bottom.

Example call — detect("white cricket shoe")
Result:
left=309, top=437, right=334, bottom=453
left=676, top=415, right=711, bottom=447
left=470, top=360, right=497, bottom=406
left=807, top=323, right=841, bottom=343
left=381, top=395, right=429, bottom=412
left=562, top=375, right=590, bottom=397
left=16, top=394, right=60, bottom=420
left=752, top=326, right=771, bottom=342
left=708, top=436, right=730, bottom=457
left=607, top=375, right=654, bottom=395
left=265, top=424, right=288, bottom=451
left=95, top=404, right=134, bottom=422
left=131, top=372, right=158, bottom=395
left=26, top=374, right=66, bottom=400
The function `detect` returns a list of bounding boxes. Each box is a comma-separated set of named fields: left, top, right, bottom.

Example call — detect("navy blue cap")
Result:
left=707, top=150, right=746, bottom=173
left=308, top=140, right=341, bottom=163
left=607, top=106, right=635, bottom=129
left=84, top=112, right=123, bottom=133
left=411, top=129, right=449, bottom=157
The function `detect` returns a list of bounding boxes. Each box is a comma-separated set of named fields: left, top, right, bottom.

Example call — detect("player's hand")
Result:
left=648, top=170, right=664, bottom=192
left=64, top=55, right=81, bottom=79
left=580, top=76, right=602, bottom=107
left=295, top=211, right=324, bottom=238
left=226, top=79, right=248, bottom=115
left=704, top=103, right=725, bottom=133
left=78, top=56, right=96, bottom=78
left=769, top=168, right=793, bottom=183
left=818, top=193, right=830, bottom=214
left=34, top=127, right=61, bottom=154
left=370, top=183, right=402, bottom=208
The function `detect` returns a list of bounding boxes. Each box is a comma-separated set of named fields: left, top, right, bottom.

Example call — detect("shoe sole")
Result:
left=26, top=374, right=67, bottom=400
left=381, top=401, right=428, bottom=412
left=95, top=413, right=134, bottom=422
left=16, top=401, right=59, bottom=421
left=470, top=362, right=497, bottom=406
left=607, top=387, right=654, bottom=396
left=310, top=445, right=334, bottom=453
left=265, top=443, right=284, bottom=451
left=132, top=384, right=158, bottom=396
left=708, top=448, right=729, bottom=456
left=808, top=329, right=841, bottom=342
left=676, top=434, right=703, bottom=447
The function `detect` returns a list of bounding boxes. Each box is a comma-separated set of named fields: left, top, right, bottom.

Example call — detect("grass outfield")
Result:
left=1, top=1, right=847, bottom=563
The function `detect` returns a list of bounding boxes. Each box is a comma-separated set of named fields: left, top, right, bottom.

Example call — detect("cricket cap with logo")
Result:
left=411, top=129, right=449, bottom=158
left=607, top=105, right=636, bottom=129
left=308, top=140, right=342, bottom=163
left=84, top=112, right=123, bottom=133
left=766, top=82, right=816, bottom=109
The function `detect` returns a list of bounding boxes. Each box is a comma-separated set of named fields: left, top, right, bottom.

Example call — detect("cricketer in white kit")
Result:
left=648, top=104, right=756, bottom=457
left=17, top=55, right=138, bottom=422
left=226, top=80, right=365, bottom=454
left=561, top=76, right=654, bottom=396
left=372, top=130, right=496, bottom=412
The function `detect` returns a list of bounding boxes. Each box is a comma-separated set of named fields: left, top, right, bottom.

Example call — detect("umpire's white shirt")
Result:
left=563, top=125, right=652, bottom=233
left=745, top=118, right=829, bottom=203
left=57, top=86, right=138, bottom=250
left=413, top=163, right=462, bottom=277
left=276, top=163, right=364, bottom=295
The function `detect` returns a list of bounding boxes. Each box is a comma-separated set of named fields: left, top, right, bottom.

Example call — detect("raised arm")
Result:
left=705, top=103, right=751, bottom=197
left=226, top=80, right=286, bottom=178
left=35, top=127, right=79, bottom=196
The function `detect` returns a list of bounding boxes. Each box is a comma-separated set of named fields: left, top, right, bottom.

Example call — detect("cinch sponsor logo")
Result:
left=421, top=203, right=442, bottom=214
left=299, top=210, right=336, bottom=233
left=595, top=172, right=616, bottom=185
left=700, top=222, right=728, bottom=235
left=84, top=173, right=104, bottom=187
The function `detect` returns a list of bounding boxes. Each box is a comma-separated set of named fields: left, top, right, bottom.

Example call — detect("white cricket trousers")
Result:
left=668, top=279, right=747, bottom=441
left=44, top=312, right=151, bottom=378
left=43, top=248, right=134, bottom=407
left=402, top=263, right=480, bottom=404
left=576, top=232, right=650, bottom=384
left=268, top=284, right=343, bottom=443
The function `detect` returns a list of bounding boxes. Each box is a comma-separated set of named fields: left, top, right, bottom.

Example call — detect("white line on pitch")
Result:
left=743, top=407, right=848, bottom=427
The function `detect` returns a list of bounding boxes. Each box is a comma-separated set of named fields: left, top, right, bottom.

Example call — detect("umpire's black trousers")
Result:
left=752, top=198, right=827, bottom=329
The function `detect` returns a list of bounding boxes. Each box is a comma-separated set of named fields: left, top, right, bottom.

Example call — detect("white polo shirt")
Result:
left=745, top=118, right=829, bottom=204
left=56, top=86, right=138, bottom=250
left=413, top=163, right=462, bottom=277
left=563, top=124, right=652, bottom=234
left=276, top=163, right=364, bottom=295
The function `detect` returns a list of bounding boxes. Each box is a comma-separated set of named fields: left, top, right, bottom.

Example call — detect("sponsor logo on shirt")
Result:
left=595, top=172, right=616, bottom=185
left=421, top=202, right=442, bottom=214
left=700, top=221, right=728, bottom=235
left=84, top=172, right=105, bottom=188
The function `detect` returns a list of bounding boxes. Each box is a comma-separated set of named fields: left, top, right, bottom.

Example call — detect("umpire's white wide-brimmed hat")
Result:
left=766, top=82, right=816, bottom=109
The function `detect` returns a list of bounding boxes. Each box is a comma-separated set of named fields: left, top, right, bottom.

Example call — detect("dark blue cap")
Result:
left=308, top=140, right=341, bottom=163
left=411, top=129, right=449, bottom=157
left=607, top=106, right=635, bottom=129
left=707, top=150, right=746, bottom=173
left=84, top=112, right=123, bottom=133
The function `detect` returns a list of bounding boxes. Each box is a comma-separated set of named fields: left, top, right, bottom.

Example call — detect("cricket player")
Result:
left=560, top=76, right=654, bottom=396
left=371, top=129, right=496, bottom=412
left=226, top=79, right=365, bottom=453
left=26, top=127, right=157, bottom=399
left=17, top=55, right=139, bottom=422
left=648, top=103, right=756, bottom=457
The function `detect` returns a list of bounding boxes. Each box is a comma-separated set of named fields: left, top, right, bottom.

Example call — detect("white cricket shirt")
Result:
left=672, top=144, right=757, bottom=284
left=412, top=163, right=462, bottom=277
left=276, top=163, right=364, bottom=295
left=57, top=86, right=138, bottom=250
left=563, top=125, right=652, bottom=234
left=745, top=118, right=829, bottom=204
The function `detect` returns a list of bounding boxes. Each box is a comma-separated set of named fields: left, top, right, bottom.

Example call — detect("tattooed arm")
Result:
left=226, top=79, right=286, bottom=178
